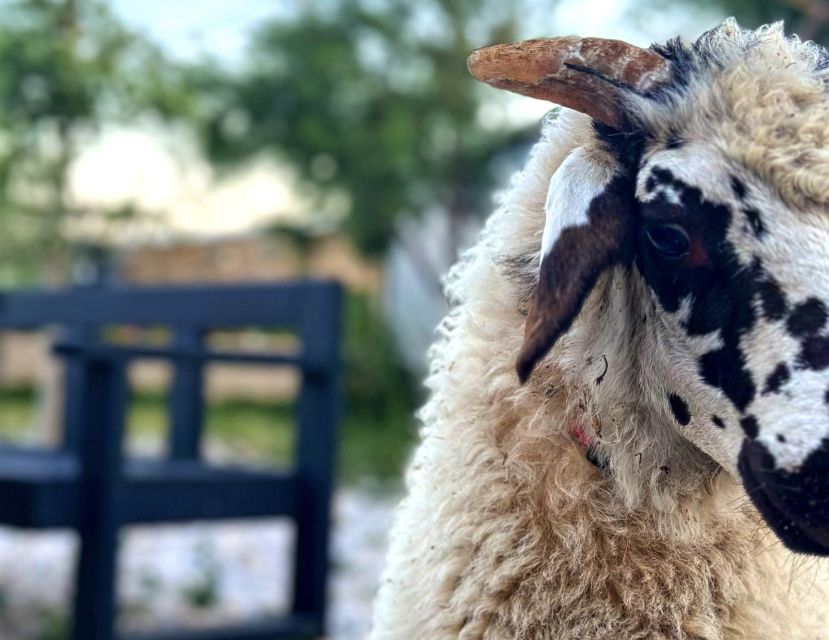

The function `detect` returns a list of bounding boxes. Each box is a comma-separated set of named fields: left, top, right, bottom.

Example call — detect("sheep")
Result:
left=370, top=19, right=829, bottom=640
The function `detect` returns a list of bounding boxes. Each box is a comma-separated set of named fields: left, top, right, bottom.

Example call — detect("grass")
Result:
left=124, top=394, right=297, bottom=465
left=0, top=387, right=416, bottom=483
left=0, top=388, right=36, bottom=436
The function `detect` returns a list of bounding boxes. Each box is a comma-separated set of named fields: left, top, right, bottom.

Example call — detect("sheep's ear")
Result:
left=516, top=147, right=635, bottom=383
left=467, top=36, right=664, bottom=381
left=468, top=37, right=671, bottom=128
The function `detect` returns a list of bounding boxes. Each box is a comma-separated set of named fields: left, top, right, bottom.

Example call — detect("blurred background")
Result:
left=0, top=0, right=824, bottom=638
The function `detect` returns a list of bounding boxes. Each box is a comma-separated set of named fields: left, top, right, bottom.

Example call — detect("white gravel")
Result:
left=0, top=486, right=399, bottom=639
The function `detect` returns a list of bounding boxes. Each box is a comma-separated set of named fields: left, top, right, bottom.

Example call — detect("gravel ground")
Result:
left=0, top=486, right=399, bottom=639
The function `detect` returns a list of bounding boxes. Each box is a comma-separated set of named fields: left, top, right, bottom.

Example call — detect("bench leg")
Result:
left=71, top=518, right=119, bottom=640
left=68, top=359, right=128, bottom=640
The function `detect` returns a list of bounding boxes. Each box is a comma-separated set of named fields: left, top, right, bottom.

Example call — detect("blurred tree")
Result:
left=194, top=0, right=540, bottom=286
left=0, top=0, right=195, bottom=284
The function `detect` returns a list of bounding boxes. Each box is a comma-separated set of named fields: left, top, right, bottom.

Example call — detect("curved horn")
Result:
left=467, top=37, right=672, bottom=127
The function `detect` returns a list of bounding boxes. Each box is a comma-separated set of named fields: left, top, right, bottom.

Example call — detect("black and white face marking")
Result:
left=635, top=142, right=829, bottom=554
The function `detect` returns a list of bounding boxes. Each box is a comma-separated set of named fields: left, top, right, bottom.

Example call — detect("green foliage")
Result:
left=35, top=608, right=68, bottom=640
left=192, top=0, right=535, bottom=257
left=0, top=0, right=196, bottom=284
left=124, top=392, right=297, bottom=465
left=343, top=293, right=416, bottom=425
left=0, top=384, right=36, bottom=433
left=340, top=292, right=418, bottom=479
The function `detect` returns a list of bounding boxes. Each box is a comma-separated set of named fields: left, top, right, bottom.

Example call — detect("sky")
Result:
left=108, top=0, right=722, bottom=65
left=71, top=0, right=725, bottom=242
left=110, top=0, right=288, bottom=66
left=108, top=0, right=724, bottom=66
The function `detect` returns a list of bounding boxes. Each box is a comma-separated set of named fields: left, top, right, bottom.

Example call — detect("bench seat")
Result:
left=0, top=446, right=300, bottom=529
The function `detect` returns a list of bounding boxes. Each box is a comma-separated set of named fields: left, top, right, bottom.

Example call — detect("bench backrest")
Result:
left=0, top=280, right=343, bottom=628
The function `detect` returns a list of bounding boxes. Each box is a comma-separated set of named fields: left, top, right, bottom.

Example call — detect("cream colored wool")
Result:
left=635, top=21, right=829, bottom=214
left=371, top=23, right=829, bottom=640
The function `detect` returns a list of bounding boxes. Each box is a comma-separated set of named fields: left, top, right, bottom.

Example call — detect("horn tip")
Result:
left=467, top=46, right=493, bottom=82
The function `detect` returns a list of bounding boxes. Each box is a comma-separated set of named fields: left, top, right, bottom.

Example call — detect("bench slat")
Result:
left=53, top=341, right=304, bottom=368
left=121, top=460, right=300, bottom=524
left=0, top=451, right=300, bottom=527
left=0, top=281, right=339, bottom=329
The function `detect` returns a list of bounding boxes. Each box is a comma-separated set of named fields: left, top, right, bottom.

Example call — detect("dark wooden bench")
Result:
left=0, top=281, right=343, bottom=640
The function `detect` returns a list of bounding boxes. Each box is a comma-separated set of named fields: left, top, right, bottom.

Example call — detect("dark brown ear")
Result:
left=516, top=172, right=636, bottom=383
left=467, top=36, right=669, bottom=382
left=467, top=37, right=671, bottom=128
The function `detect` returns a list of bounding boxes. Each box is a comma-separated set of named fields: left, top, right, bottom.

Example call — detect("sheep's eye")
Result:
left=645, top=224, right=690, bottom=259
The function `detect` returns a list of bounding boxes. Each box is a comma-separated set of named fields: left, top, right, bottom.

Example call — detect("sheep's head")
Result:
left=470, top=20, right=829, bottom=555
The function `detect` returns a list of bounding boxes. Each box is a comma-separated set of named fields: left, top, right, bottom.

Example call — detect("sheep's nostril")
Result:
left=739, top=439, right=829, bottom=555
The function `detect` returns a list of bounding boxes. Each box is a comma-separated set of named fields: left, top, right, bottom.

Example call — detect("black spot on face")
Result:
left=763, top=363, right=790, bottom=395
left=777, top=433, right=787, bottom=443
left=799, top=336, right=829, bottom=371
left=648, top=167, right=678, bottom=194
left=756, top=277, right=788, bottom=321
left=743, top=207, right=766, bottom=238
left=700, top=348, right=756, bottom=412
left=686, top=285, right=732, bottom=335
left=636, top=168, right=759, bottom=414
left=668, top=393, right=691, bottom=426
left=711, top=414, right=725, bottom=428
left=787, top=298, right=828, bottom=338
left=741, top=415, right=759, bottom=439
left=730, top=175, right=747, bottom=201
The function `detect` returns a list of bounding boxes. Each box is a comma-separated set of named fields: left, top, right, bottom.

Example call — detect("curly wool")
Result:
left=637, top=19, right=829, bottom=213
left=370, top=24, right=829, bottom=640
